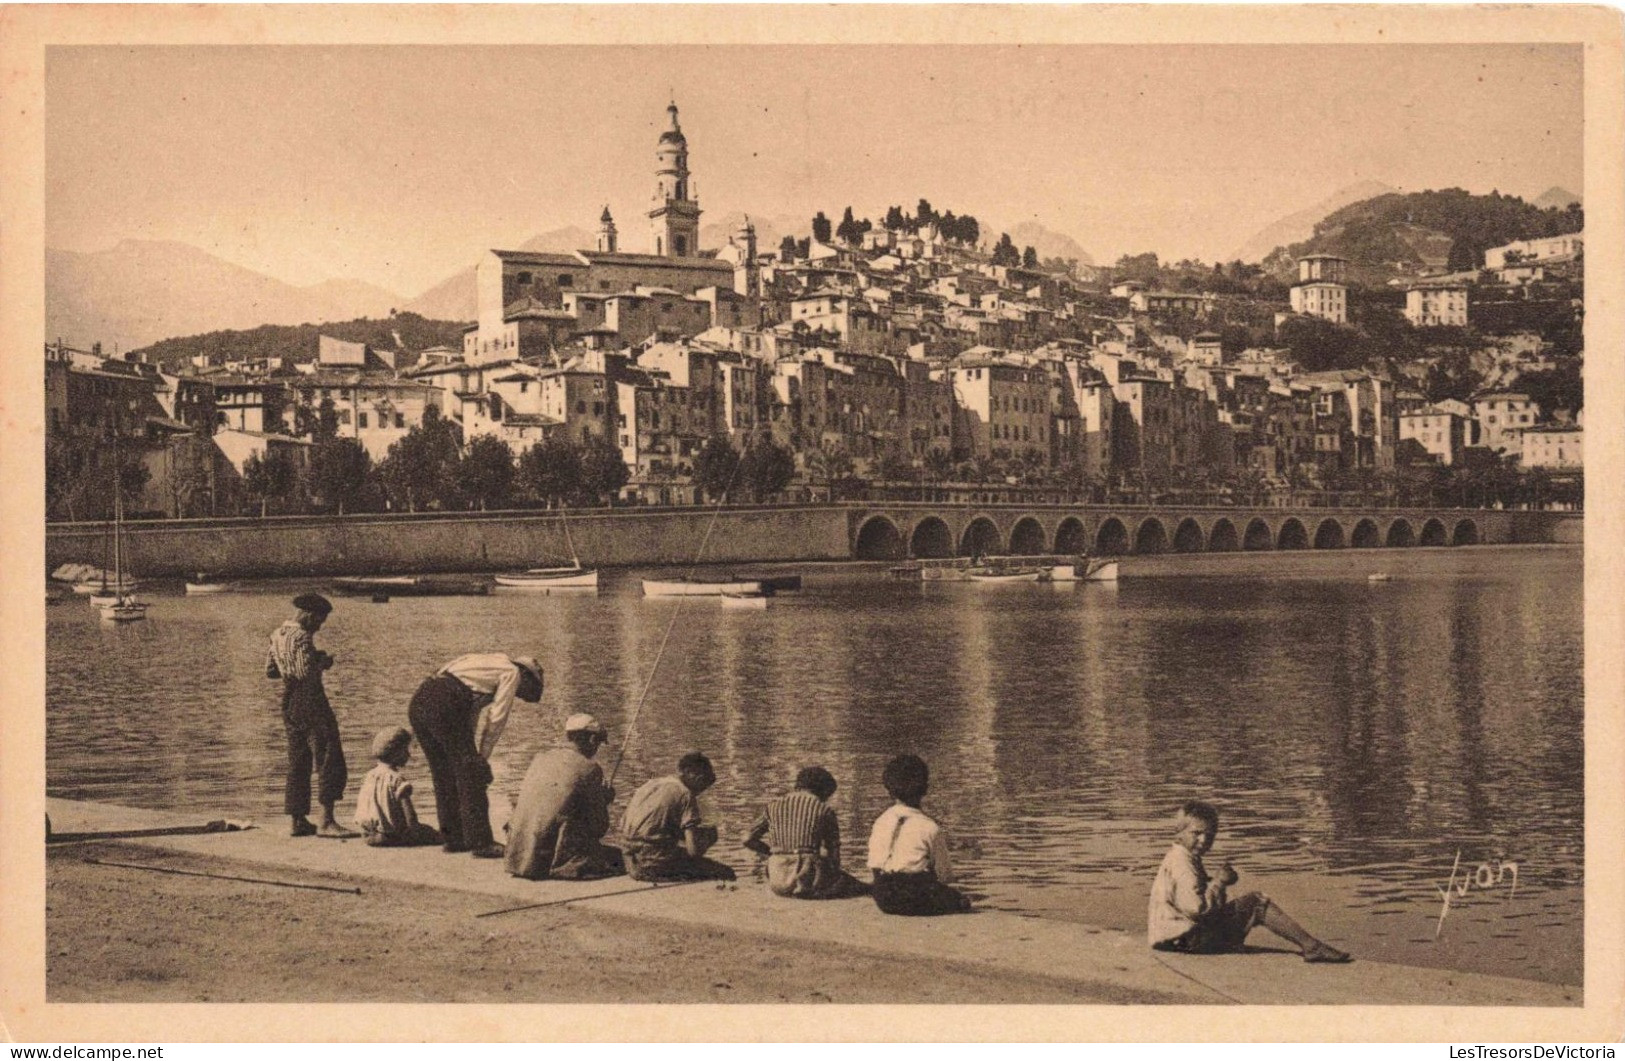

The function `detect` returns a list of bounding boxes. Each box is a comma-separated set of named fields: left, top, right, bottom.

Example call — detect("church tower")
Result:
left=597, top=206, right=618, bottom=254
left=648, top=101, right=701, bottom=258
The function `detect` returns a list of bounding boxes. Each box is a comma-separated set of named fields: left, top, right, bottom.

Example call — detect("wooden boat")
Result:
left=967, top=567, right=1044, bottom=583
left=642, top=576, right=765, bottom=598
left=500, top=508, right=600, bottom=592
left=96, top=445, right=147, bottom=623
left=1046, top=557, right=1121, bottom=583
left=73, top=574, right=138, bottom=595
left=1367, top=572, right=1393, bottom=583
left=185, top=573, right=233, bottom=594
left=494, top=564, right=599, bottom=590
left=720, top=591, right=770, bottom=610
left=331, top=576, right=490, bottom=597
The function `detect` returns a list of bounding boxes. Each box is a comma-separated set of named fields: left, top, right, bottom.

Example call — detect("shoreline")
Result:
left=41, top=799, right=1579, bottom=1007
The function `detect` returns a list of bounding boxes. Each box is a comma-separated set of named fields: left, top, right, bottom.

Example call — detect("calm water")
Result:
left=47, top=545, right=1584, bottom=986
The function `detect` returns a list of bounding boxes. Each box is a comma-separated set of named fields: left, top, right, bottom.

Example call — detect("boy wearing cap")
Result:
left=408, top=653, right=543, bottom=859
left=621, top=752, right=736, bottom=882
left=266, top=593, right=352, bottom=838
left=353, top=727, right=441, bottom=847
left=505, top=713, right=624, bottom=880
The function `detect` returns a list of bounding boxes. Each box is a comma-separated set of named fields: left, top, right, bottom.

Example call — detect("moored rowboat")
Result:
left=968, top=567, right=1043, bottom=583
left=494, top=567, right=600, bottom=590
left=642, top=577, right=764, bottom=598
left=720, top=591, right=770, bottom=610
left=332, top=576, right=490, bottom=597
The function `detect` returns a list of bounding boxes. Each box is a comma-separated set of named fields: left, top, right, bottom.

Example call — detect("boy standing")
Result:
left=866, top=754, right=971, bottom=916
left=1149, top=801, right=1350, bottom=963
left=621, top=752, right=735, bottom=881
left=266, top=593, right=352, bottom=839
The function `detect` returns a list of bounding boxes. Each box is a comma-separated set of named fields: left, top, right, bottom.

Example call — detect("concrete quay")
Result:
left=42, top=797, right=1578, bottom=1008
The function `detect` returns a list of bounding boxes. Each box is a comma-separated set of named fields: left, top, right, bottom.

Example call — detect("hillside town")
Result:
left=45, top=103, right=1585, bottom=522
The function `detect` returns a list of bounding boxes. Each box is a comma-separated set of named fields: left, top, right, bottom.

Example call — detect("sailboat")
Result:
left=494, top=506, right=599, bottom=591
left=96, top=441, right=148, bottom=623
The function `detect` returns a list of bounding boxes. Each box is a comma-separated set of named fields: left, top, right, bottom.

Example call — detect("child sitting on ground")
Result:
left=744, top=765, right=868, bottom=899
left=1148, top=800, right=1349, bottom=963
left=865, top=754, right=972, bottom=916
left=354, top=727, right=441, bottom=847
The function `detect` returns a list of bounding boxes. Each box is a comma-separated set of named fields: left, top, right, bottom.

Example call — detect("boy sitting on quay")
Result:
left=866, top=754, right=971, bottom=916
left=353, top=727, right=441, bottom=847
left=1148, top=800, right=1350, bottom=963
left=620, top=752, right=736, bottom=882
left=744, top=765, right=868, bottom=900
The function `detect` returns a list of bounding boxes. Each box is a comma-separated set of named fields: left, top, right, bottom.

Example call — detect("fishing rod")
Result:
left=605, top=445, right=752, bottom=788
left=475, top=876, right=715, bottom=919
left=83, top=857, right=362, bottom=895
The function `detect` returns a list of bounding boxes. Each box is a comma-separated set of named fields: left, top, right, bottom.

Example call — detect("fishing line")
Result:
left=83, top=857, right=362, bottom=895
left=606, top=444, right=751, bottom=787
left=475, top=876, right=714, bottom=919
left=1148, top=951, right=1246, bottom=1004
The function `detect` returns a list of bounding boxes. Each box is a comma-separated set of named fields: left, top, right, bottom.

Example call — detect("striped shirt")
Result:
left=267, top=619, right=319, bottom=682
left=755, top=790, right=839, bottom=855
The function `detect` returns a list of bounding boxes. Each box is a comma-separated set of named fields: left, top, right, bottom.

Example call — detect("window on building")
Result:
left=593, top=401, right=604, bottom=416
left=517, top=272, right=532, bottom=285
left=395, top=413, right=405, bottom=429
left=358, top=412, right=369, bottom=429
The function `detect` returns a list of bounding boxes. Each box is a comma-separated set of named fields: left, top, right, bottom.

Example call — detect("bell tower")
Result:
left=649, top=101, right=701, bottom=258
left=597, top=206, right=618, bottom=253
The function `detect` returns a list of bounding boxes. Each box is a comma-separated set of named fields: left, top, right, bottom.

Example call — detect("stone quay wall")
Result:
left=45, top=504, right=1582, bottom=579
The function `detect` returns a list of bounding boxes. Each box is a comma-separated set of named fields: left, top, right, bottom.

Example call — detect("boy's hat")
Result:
left=371, top=726, right=413, bottom=760
left=564, top=713, right=606, bottom=736
left=513, top=655, right=543, bottom=684
left=292, top=593, right=333, bottom=616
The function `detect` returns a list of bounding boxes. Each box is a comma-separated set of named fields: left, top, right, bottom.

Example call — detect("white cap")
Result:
left=564, top=713, right=606, bottom=736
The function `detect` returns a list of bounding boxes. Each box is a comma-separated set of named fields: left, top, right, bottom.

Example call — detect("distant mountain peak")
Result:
left=1534, top=186, right=1582, bottom=210
left=1230, top=180, right=1400, bottom=264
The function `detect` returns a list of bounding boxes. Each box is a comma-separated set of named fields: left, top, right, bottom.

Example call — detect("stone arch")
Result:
left=909, top=517, right=954, bottom=559
left=960, top=516, right=1003, bottom=558
left=1009, top=517, right=1048, bottom=556
left=1351, top=519, right=1381, bottom=549
left=854, top=515, right=905, bottom=561
left=1386, top=519, right=1415, bottom=548
left=1420, top=518, right=1448, bottom=547
left=1277, top=518, right=1309, bottom=550
left=1208, top=518, right=1240, bottom=552
left=1313, top=518, right=1346, bottom=550
left=1173, top=518, right=1205, bottom=553
left=1054, top=517, right=1088, bottom=555
left=1243, top=518, right=1274, bottom=551
left=1452, top=519, right=1480, bottom=546
left=1134, top=517, right=1169, bottom=555
left=1095, top=517, right=1129, bottom=556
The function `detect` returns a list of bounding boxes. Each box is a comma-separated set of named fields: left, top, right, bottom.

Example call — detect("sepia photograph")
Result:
left=2, top=4, right=1621, bottom=1043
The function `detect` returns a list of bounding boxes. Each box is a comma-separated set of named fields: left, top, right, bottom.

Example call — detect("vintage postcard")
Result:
left=1, top=4, right=1621, bottom=1043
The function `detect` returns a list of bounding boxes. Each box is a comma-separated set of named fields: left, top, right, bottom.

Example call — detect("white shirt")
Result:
left=1147, top=843, right=1215, bottom=945
left=438, top=653, right=526, bottom=759
left=866, top=803, right=954, bottom=882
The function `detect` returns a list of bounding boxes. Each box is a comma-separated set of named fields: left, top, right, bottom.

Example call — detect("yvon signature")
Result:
left=1436, top=849, right=1520, bottom=938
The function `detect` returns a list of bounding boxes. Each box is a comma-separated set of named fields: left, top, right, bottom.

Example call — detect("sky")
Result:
left=45, top=43, right=1583, bottom=298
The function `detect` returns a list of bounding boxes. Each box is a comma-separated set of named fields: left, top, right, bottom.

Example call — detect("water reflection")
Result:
left=47, top=546, right=1583, bottom=983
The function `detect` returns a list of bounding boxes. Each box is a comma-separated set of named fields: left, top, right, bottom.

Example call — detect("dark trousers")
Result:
left=871, top=870, right=969, bottom=916
left=407, top=675, right=493, bottom=850
left=282, top=680, right=347, bottom=816
left=625, top=847, right=736, bottom=882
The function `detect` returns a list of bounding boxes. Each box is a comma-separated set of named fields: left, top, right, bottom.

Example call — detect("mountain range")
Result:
left=1228, top=181, right=1400, bottom=264
left=47, top=240, right=399, bottom=354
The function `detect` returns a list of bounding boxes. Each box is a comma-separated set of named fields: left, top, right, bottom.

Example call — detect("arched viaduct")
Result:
left=846, top=503, right=1545, bottom=561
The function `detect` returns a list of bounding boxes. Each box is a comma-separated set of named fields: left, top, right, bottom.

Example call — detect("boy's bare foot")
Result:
left=469, top=843, right=506, bottom=859
left=1302, top=943, right=1351, bottom=963
left=290, top=818, right=317, bottom=837
left=316, top=822, right=359, bottom=839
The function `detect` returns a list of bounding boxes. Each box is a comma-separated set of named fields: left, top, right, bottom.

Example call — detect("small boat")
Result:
left=1047, top=557, right=1120, bottom=583
left=331, top=576, right=490, bottom=597
left=97, top=596, right=149, bottom=622
left=968, top=567, right=1044, bottom=584
left=185, top=573, right=233, bottom=594
left=1367, top=573, right=1393, bottom=583
left=720, top=591, right=770, bottom=610
left=73, top=574, right=138, bottom=595
left=494, top=565, right=600, bottom=590
left=642, top=576, right=765, bottom=598
left=95, top=438, right=146, bottom=623
left=888, top=562, right=923, bottom=581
